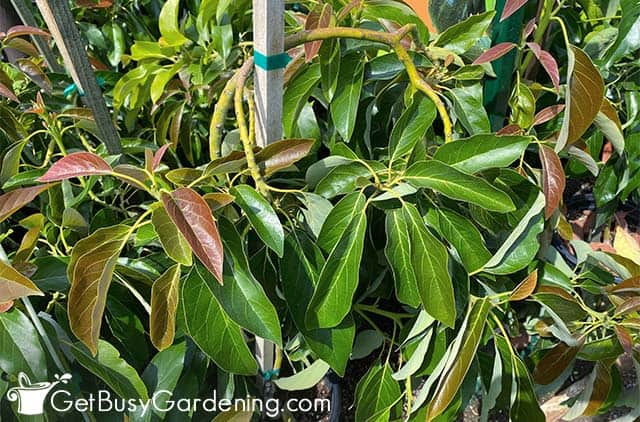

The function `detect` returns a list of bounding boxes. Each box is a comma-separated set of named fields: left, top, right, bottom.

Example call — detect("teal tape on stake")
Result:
left=254, top=51, right=291, bottom=70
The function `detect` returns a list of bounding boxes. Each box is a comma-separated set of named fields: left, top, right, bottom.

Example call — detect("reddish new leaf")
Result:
left=500, top=0, right=528, bottom=21
left=510, top=269, right=538, bottom=301
left=527, top=42, right=560, bottom=92
left=153, top=144, right=171, bottom=170
left=161, top=188, right=223, bottom=283
left=524, top=18, right=536, bottom=39
left=533, top=340, right=583, bottom=384
left=614, top=325, right=633, bottom=354
left=533, top=104, right=565, bottom=126
left=0, top=185, right=53, bottom=223
left=583, top=363, right=612, bottom=416
left=473, top=42, right=517, bottom=65
left=304, top=4, right=333, bottom=62
left=255, top=138, right=314, bottom=175
left=0, top=301, right=13, bottom=313
left=615, top=297, right=640, bottom=315
left=539, top=145, right=566, bottom=219
left=38, top=152, right=112, bottom=182
left=0, top=82, right=18, bottom=102
left=496, top=124, right=523, bottom=135
left=5, top=25, right=50, bottom=40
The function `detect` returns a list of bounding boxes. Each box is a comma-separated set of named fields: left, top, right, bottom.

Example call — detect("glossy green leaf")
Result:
left=315, top=162, right=375, bottom=199
left=509, top=82, right=536, bottom=129
left=426, top=208, right=491, bottom=273
left=510, top=345, right=546, bottom=421
left=210, top=219, right=282, bottom=346
left=317, top=191, right=367, bottom=253
left=389, top=93, right=436, bottom=163
left=385, top=209, right=421, bottom=307
left=405, top=160, right=515, bottom=212
left=158, top=0, right=189, bottom=47
left=404, top=204, right=456, bottom=327
left=435, top=11, right=494, bottom=53
left=331, top=53, right=364, bottom=141
left=306, top=193, right=367, bottom=329
left=449, top=84, right=491, bottom=135
left=427, top=298, right=490, bottom=420
left=603, top=0, right=640, bottom=67
left=355, top=363, right=402, bottom=422
left=70, top=339, right=148, bottom=399
left=281, top=233, right=354, bottom=375
left=151, top=205, right=193, bottom=266
left=150, top=264, right=181, bottom=351
left=274, top=360, right=330, bottom=391
left=180, top=265, right=258, bottom=375
left=140, top=341, right=186, bottom=420
left=393, top=329, right=433, bottom=380
left=283, top=64, right=321, bottom=137
left=0, top=308, right=47, bottom=380
left=230, top=185, right=284, bottom=257
left=67, top=225, right=130, bottom=355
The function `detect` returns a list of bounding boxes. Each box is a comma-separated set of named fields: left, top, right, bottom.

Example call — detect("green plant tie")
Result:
left=254, top=51, right=291, bottom=71
left=261, top=368, right=280, bottom=381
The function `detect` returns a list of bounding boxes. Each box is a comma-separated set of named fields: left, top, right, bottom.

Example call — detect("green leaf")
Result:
left=317, top=191, right=367, bottom=253
left=510, top=349, right=545, bottom=421
left=320, top=39, right=340, bottom=100
left=403, top=204, right=456, bottom=327
left=355, top=363, right=402, bottom=422
left=281, top=233, right=354, bottom=376
left=315, top=162, right=374, bottom=199
left=210, top=219, right=282, bottom=346
left=274, top=360, right=330, bottom=391
left=331, top=53, right=364, bottom=141
left=151, top=205, right=193, bottom=266
left=70, top=339, right=148, bottom=400
left=352, top=329, right=385, bottom=360
left=67, top=225, right=130, bottom=355
left=426, top=209, right=491, bottom=273
left=151, top=63, right=182, bottom=104
left=180, top=265, right=258, bottom=375
left=393, top=328, right=433, bottom=380
left=556, top=46, right=604, bottom=151
left=385, top=209, right=421, bottom=307
left=0, top=308, right=47, bottom=380
left=283, top=64, right=321, bottom=138
left=449, top=84, right=491, bottom=135
left=150, top=264, right=181, bottom=351
left=0, top=259, right=43, bottom=302
left=306, top=193, right=367, bottom=329
left=389, top=93, right=436, bottom=164
left=140, top=341, right=186, bottom=420
left=509, top=82, right=536, bottom=129
left=427, top=298, right=490, bottom=420
left=230, top=185, right=284, bottom=257
left=593, top=99, right=625, bottom=155
left=158, top=0, right=189, bottom=47
left=435, top=11, right=495, bottom=54
left=603, top=0, right=640, bottom=67
left=405, top=160, right=515, bottom=213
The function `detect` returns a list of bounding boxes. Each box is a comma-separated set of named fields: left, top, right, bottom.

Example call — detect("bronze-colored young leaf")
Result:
left=0, top=184, right=54, bottom=223
left=556, top=46, right=604, bottom=151
left=150, top=264, right=181, bottom=351
left=0, top=82, right=18, bottom=102
left=426, top=298, right=490, bottom=421
left=5, top=25, right=50, bottom=40
left=151, top=205, right=192, bottom=266
left=533, top=104, right=565, bottom=126
left=152, top=144, right=171, bottom=170
left=161, top=188, right=223, bottom=283
left=510, top=269, right=538, bottom=301
left=304, top=4, right=333, bottom=62
left=255, top=138, right=315, bottom=175
left=67, top=225, right=131, bottom=355
left=0, top=260, right=43, bottom=303
left=539, top=145, right=565, bottom=219
left=615, top=297, right=640, bottom=316
left=614, top=325, right=633, bottom=354
left=532, top=340, right=583, bottom=384
left=583, top=362, right=612, bottom=416
left=203, top=193, right=235, bottom=211
left=607, top=276, right=640, bottom=294
left=500, top=0, right=527, bottom=21
left=38, top=152, right=112, bottom=182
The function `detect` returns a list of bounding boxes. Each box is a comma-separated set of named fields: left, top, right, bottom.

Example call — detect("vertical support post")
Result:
left=253, top=0, right=285, bottom=148
left=252, top=0, right=285, bottom=386
left=34, top=0, right=122, bottom=154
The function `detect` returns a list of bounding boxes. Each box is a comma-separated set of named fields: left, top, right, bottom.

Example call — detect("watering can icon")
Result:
left=6, top=372, right=72, bottom=415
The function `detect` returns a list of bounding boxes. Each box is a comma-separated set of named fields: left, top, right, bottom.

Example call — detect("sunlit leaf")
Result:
left=533, top=340, right=583, bottom=384
left=539, top=145, right=566, bottom=219
left=510, top=269, right=537, bottom=301
left=158, top=0, right=189, bottom=47
left=151, top=205, right=193, bottom=266
left=255, top=138, right=314, bottom=175
left=150, top=264, right=181, bottom=351
left=38, top=152, right=112, bottom=182
left=0, top=260, right=42, bottom=303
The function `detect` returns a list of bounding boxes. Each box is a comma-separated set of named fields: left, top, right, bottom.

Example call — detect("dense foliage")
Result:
left=1, top=0, right=640, bottom=420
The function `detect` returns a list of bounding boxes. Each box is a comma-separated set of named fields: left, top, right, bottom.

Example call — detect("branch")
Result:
left=209, top=74, right=237, bottom=160
left=285, top=25, right=453, bottom=143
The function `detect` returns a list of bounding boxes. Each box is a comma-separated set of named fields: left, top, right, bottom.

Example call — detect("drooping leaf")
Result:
left=180, top=265, right=258, bottom=375
left=67, top=225, right=130, bottom=355
left=389, top=93, right=436, bottom=163
left=533, top=340, right=583, bottom=384
left=0, top=185, right=53, bottom=223
left=564, top=361, right=612, bottom=418
left=38, top=152, right=112, bottom=182
left=151, top=205, right=193, bottom=266
left=393, top=329, right=433, bottom=380
left=150, top=264, right=181, bottom=351
left=385, top=209, right=420, bottom=307
left=0, top=308, right=47, bottom=380
left=510, top=347, right=546, bottom=421
left=161, top=188, right=223, bottom=283
left=556, top=46, right=605, bottom=151
left=473, top=42, right=517, bottom=65
left=0, top=260, right=42, bottom=303
left=510, top=269, right=538, bottom=301
left=231, top=185, right=284, bottom=257
left=283, top=64, right=321, bottom=137
left=427, top=298, right=491, bottom=420
left=5, top=25, right=50, bottom=39
left=593, top=99, right=625, bottom=154
left=255, top=138, right=315, bottom=175
left=539, top=145, right=566, bottom=219
left=404, top=204, right=456, bottom=327
left=527, top=42, right=560, bottom=91
left=0, top=82, right=18, bottom=102
left=331, top=53, right=364, bottom=141
left=70, top=339, right=148, bottom=399
left=274, top=360, right=330, bottom=391
left=405, top=160, right=515, bottom=213
left=355, top=363, right=402, bottom=422
left=306, top=193, right=367, bottom=329
left=140, top=341, right=186, bottom=420
left=158, top=0, right=189, bottom=47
